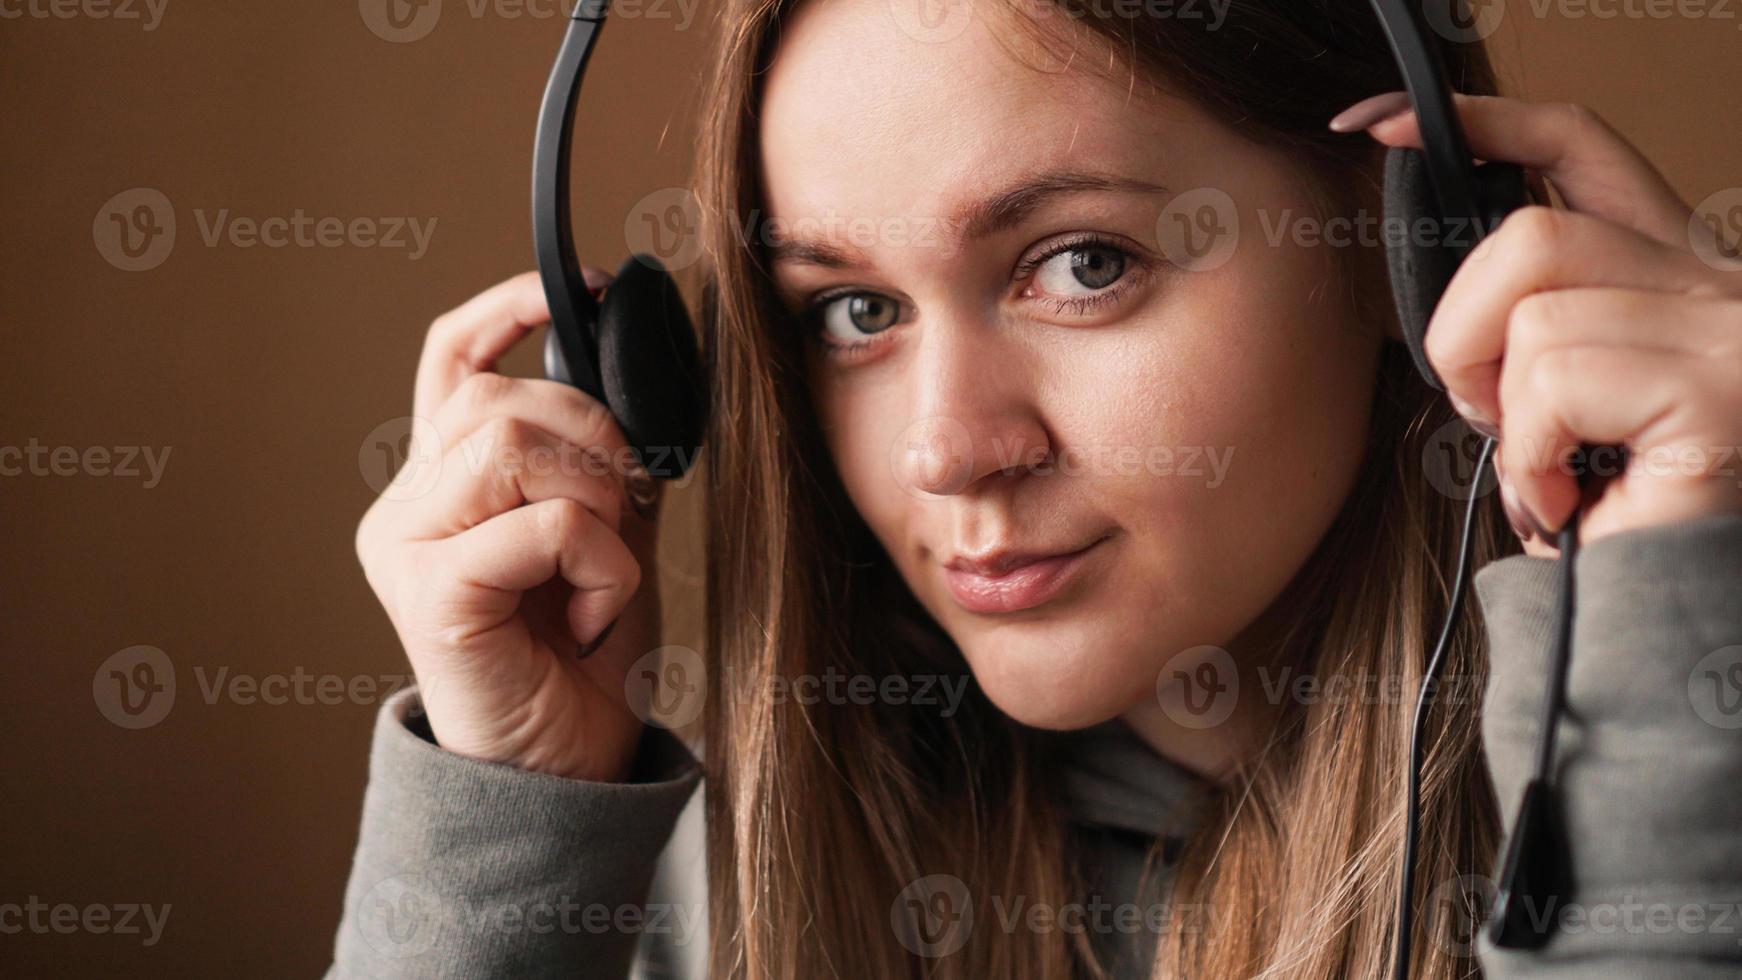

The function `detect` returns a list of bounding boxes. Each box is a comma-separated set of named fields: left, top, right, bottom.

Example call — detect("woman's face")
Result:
left=759, top=0, right=1383, bottom=752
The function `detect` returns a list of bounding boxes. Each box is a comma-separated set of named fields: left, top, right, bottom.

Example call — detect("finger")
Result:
left=1426, top=207, right=1723, bottom=428
left=1504, top=287, right=1739, bottom=368
left=1365, top=93, right=1692, bottom=248
left=399, top=416, right=625, bottom=541
left=413, top=267, right=618, bottom=420
left=1498, top=344, right=1707, bottom=535
left=442, top=496, right=641, bottom=647
left=429, top=373, right=636, bottom=473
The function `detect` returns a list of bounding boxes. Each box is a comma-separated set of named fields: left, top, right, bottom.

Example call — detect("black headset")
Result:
left=533, top=0, right=705, bottom=480
left=535, top=2, right=1578, bottom=974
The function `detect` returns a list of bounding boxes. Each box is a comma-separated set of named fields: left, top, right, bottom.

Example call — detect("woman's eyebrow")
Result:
left=766, top=168, right=1169, bottom=269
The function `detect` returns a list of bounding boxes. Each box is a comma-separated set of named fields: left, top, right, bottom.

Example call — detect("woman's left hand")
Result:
left=1353, top=93, right=1742, bottom=557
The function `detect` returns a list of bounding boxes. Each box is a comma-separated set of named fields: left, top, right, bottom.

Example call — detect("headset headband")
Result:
left=533, top=1, right=611, bottom=403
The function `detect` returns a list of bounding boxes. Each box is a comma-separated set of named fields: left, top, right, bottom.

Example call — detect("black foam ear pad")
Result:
left=1382, top=146, right=1463, bottom=391
left=595, top=253, right=707, bottom=479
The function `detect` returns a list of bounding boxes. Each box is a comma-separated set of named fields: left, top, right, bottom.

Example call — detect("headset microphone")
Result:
left=1367, top=1, right=1579, bottom=975
left=534, top=0, right=706, bottom=479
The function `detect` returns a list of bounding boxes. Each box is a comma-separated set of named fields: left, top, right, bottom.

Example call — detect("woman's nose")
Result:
left=890, top=318, right=1050, bottom=497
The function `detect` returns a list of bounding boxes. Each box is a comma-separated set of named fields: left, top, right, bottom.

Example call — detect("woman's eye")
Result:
left=1017, top=238, right=1149, bottom=318
left=817, top=292, right=900, bottom=345
left=1033, top=243, right=1127, bottom=296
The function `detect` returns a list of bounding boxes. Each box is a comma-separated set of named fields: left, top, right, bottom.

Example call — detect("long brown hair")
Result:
left=690, top=2, right=1517, bottom=976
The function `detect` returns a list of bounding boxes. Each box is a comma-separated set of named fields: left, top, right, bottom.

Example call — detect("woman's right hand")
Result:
left=355, top=268, right=662, bottom=783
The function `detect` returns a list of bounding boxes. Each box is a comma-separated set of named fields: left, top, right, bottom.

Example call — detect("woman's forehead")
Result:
left=758, top=1, right=1193, bottom=236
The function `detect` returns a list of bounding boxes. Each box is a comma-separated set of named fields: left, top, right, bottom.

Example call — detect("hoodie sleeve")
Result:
left=325, top=686, right=704, bottom=980
left=1473, top=512, right=1742, bottom=979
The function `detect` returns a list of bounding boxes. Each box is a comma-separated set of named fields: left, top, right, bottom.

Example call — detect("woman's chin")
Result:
left=956, top=628, right=1148, bottom=732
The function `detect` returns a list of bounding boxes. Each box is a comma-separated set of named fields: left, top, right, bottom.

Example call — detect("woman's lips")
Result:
left=942, top=534, right=1111, bottom=614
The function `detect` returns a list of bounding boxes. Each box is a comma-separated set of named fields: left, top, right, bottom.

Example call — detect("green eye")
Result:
left=818, top=292, right=900, bottom=344
left=1036, top=244, right=1126, bottom=293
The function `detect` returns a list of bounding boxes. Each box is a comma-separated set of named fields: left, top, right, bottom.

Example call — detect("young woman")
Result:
left=332, top=1, right=1742, bottom=977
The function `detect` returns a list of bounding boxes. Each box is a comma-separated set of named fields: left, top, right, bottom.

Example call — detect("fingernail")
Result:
left=1498, top=480, right=1535, bottom=543
left=1447, top=394, right=1501, bottom=439
left=624, top=461, right=658, bottom=521
left=1328, top=91, right=1413, bottom=133
left=578, top=616, right=620, bottom=658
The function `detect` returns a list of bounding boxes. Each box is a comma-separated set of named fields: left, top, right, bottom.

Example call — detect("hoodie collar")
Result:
left=1054, top=718, right=1215, bottom=843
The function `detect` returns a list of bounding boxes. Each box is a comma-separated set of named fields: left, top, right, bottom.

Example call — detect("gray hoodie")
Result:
left=325, top=513, right=1742, bottom=978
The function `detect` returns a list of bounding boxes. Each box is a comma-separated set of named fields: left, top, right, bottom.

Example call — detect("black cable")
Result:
left=1391, top=434, right=1496, bottom=980
left=1532, top=520, right=1580, bottom=783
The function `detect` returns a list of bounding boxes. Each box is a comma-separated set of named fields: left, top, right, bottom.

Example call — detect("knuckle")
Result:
left=1423, top=318, right=1457, bottom=371
left=455, top=371, right=512, bottom=416
left=1508, top=291, right=1562, bottom=348
left=477, top=414, right=535, bottom=452
left=539, top=496, right=591, bottom=541
left=1526, top=345, right=1578, bottom=396
left=1500, top=205, right=1566, bottom=257
left=1557, top=101, right=1609, bottom=140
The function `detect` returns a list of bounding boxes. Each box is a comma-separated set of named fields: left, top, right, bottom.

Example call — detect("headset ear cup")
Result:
left=1382, top=146, right=1464, bottom=391
left=595, top=253, right=707, bottom=479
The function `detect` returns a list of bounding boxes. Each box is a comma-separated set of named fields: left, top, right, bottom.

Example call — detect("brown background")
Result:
left=2, top=3, right=1737, bottom=976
